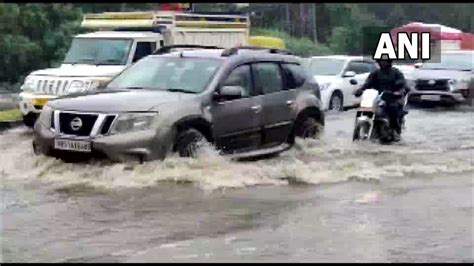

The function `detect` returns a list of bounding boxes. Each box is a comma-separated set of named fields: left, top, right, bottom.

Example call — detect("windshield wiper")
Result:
left=67, top=58, right=96, bottom=65
left=165, top=88, right=197, bottom=94
left=423, top=67, right=452, bottom=71
left=425, top=67, right=472, bottom=72
left=96, top=59, right=123, bottom=66
left=125, top=87, right=147, bottom=90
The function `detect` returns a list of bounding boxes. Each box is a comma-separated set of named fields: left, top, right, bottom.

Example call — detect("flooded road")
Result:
left=1, top=107, right=473, bottom=262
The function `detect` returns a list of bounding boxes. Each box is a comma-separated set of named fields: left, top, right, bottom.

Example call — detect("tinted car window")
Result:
left=310, top=58, right=346, bottom=76
left=365, top=62, right=378, bottom=72
left=253, top=63, right=283, bottom=94
left=421, top=53, right=474, bottom=71
left=223, top=65, right=253, bottom=97
left=282, top=63, right=306, bottom=89
left=346, top=61, right=373, bottom=74
left=133, top=42, right=156, bottom=63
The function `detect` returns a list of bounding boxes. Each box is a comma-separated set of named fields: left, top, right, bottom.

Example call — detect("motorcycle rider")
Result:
left=354, top=56, right=408, bottom=142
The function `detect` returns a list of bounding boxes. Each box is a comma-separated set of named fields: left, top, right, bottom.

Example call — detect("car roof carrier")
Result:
left=153, top=44, right=224, bottom=55
left=221, top=46, right=293, bottom=57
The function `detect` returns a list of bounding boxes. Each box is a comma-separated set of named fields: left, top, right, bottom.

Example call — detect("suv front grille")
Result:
left=36, top=79, right=71, bottom=95
left=59, top=112, right=98, bottom=136
left=416, top=79, right=449, bottom=91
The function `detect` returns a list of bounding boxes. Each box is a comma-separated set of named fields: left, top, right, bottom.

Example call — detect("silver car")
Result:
left=406, top=50, right=473, bottom=105
left=33, top=46, right=325, bottom=162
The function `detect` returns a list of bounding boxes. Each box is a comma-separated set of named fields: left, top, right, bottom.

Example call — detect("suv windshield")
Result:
left=421, top=53, right=473, bottom=71
left=309, top=58, right=346, bottom=76
left=63, top=38, right=133, bottom=65
left=107, top=56, right=222, bottom=93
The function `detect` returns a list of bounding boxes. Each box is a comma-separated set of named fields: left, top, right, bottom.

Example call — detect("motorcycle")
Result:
left=352, top=88, right=409, bottom=144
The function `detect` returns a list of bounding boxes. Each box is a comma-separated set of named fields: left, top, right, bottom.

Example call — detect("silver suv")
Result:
left=406, top=50, right=473, bottom=105
left=33, top=46, right=325, bottom=162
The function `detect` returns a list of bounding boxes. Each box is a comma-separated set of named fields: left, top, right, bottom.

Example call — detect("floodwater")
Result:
left=1, top=107, right=473, bottom=262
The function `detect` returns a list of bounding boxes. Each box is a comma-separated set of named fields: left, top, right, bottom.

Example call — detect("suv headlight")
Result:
left=448, top=79, right=462, bottom=92
left=68, top=80, right=87, bottom=93
left=110, top=112, right=157, bottom=134
left=319, top=82, right=332, bottom=91
left=21, top=76, right=36, bottom=92
left=89, top=79, right=110, bottom=90
left=454, top=79, right=470, bottom=91
left=38, top=104, right=53, bottom=127
left=407, top=79, right=416, bottom=89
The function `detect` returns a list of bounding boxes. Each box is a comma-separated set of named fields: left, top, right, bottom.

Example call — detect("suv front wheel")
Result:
left=293, top=116, right=323, bottom=139
left=175, top=128, right=209, bottom=158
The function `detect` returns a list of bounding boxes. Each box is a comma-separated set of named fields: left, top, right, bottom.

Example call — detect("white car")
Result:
left=305, top=56, right=378, bottom=111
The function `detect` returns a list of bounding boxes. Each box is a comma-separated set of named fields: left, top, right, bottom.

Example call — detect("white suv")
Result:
left=305, top=56, right=378, bottom=111
left=19, top=31, right=164, bottom=127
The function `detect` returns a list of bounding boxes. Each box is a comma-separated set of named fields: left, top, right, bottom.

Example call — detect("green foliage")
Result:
left=0, top=4, right=82, bottom=91
left=0, top=108, right=22, bottom=122
left=328, top=27, right=351, bottom=54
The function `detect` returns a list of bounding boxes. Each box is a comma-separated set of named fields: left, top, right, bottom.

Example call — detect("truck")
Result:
left=18, top=11, right=250, bottom=127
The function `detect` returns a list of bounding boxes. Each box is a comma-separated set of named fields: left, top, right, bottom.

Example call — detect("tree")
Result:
left=0, top=4, right=82, bottom=90
left=387, top=4, right=408, bottom=28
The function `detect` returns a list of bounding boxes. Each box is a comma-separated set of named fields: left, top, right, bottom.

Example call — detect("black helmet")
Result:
left=375, top=54, right=393, bottom=64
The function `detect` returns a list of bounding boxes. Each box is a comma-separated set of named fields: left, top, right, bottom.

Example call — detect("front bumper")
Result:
left=19, top=92, right=58, bottom=115
left=33, top=122, right=175, bottom=162
left=408, top=91, right=466, bottom=104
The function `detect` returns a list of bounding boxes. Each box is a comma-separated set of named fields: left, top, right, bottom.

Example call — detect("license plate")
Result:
left=54, top=139, right=91, bottom=152
left=32, top=98, right=49, bottom=106
left=421, top=95, right=440, bottom=101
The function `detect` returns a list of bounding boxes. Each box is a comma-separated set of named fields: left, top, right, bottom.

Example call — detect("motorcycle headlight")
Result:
left=319, top=82, right=332, bottom=91
left=110, top=112, right=157, bottom=134
left=38, top=104, right=53, bottom=128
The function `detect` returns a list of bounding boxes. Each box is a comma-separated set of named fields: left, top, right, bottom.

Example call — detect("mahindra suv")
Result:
left=33, top=45, right=325, bottom=162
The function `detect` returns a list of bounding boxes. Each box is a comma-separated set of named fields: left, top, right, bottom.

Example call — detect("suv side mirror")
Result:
left=350, top=79, right=358, bottom=85
left=414, top=63, right=422, bottom=69
left=343, top=71, right=356, bottom=78
left=215, top=85, right=244, bottom=101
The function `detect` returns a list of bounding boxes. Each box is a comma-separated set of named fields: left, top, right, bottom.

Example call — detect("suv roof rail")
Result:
left=221, top=46, right=293, bottom=57
left=153, top=45, right=223, bottom=55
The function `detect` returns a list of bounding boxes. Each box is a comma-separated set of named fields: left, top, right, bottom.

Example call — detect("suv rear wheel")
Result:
left=175, top=128, right=208, bottom=158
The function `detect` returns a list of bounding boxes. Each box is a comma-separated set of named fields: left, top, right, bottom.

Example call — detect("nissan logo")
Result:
left=428, top=80, right=436, bottom=85
left=70, top=117, right=83, bottom=131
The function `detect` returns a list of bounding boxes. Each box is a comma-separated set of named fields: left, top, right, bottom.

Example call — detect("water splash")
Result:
left=1, top=112, right=473, bottom=192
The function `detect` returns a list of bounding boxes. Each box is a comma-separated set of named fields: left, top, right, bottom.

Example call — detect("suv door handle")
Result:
left=251, top=105, right=262, bottom=113
left=286, top=100, right=294, bottom=106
